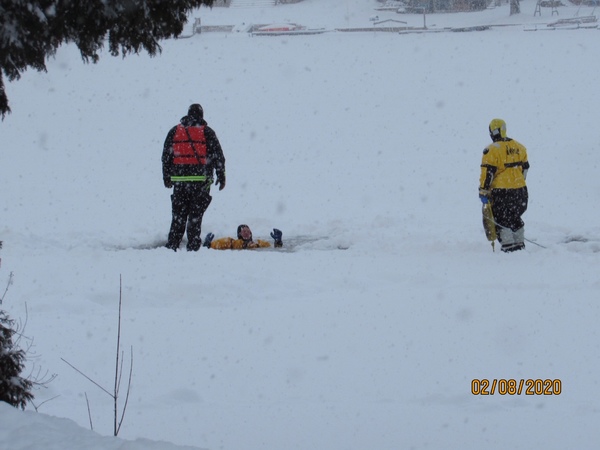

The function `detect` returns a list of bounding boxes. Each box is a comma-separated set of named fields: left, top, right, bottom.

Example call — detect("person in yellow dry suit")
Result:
left=479, top=118, right=530, bottom=252
left=202, top=225, right=283, bottom=250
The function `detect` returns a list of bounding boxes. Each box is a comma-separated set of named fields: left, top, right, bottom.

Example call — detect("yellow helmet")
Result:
left=489, top=118, right=507, bottom=140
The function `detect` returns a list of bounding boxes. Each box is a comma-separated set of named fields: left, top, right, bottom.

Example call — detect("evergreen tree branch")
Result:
left=1, top=0, right=217, bottom=117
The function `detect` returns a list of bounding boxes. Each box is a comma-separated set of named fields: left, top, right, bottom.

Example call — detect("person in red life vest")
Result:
left=162, top=104, right=226, bottom=251
left=202, top=225, right=283, bottom=250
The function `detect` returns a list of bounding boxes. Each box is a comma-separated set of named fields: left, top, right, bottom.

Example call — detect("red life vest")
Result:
left=172, top=124, right=207, bottom=165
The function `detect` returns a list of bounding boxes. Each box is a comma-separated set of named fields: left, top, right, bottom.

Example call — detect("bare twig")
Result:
left=29, top=366, right=58, bottom=387
left=116, top=347, right=133, bottom=436
left=63, top=275, right=133, bottom=437
left=31, top=395, right=60, bottom=412
left=1, top=271, right=14, bottom=305
left=11, top=302, right=29, bottom=348
left=114, top=275, right=123, bottom=436
left=85, top=393, right=94, bottom=431
left=61, top=357, right=113, bottom=397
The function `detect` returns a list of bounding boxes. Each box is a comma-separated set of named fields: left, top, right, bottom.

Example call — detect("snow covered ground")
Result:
left=1, top=0, right=600, bottom=448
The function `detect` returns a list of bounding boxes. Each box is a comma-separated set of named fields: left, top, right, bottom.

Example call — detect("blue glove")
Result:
left=203, top=232, right=214, bottom=248
left=479, top=195, right=489, bottom=204
left=270, top=228, right=283, bottom=247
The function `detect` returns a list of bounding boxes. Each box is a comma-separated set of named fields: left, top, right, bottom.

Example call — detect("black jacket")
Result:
left=162, top=115, right=226, bottom=186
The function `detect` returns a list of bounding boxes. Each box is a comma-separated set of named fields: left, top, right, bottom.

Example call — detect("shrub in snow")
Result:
left=0, top=310, right=34, bottom=409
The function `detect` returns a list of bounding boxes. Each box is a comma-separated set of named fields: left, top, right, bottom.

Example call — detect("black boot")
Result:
left=501, top=242, right=525, bottom=253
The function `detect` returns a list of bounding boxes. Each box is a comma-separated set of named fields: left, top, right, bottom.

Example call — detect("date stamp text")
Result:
left=471, top=379, right=561, bottom=395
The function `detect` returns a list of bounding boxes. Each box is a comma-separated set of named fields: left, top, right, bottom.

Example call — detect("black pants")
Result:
left=491, top=187, right=528, bottom=232
left=167, top=183, right=212, bottom=251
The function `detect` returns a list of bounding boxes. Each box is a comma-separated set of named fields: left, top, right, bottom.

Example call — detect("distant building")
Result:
left=381, top=0, right=490, bottom=13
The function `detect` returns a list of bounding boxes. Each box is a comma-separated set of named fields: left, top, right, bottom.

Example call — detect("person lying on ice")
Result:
left=202, top=224, right=283, bottom=250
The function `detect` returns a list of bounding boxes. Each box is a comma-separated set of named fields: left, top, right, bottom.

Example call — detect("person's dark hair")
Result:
left=237, top=224, right=252, bottom=241
left=188, top=103, right=203, bottom=121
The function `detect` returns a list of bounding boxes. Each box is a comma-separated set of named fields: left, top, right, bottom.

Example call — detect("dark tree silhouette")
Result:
left=0, top=310, right=33, bottom=409
left=0, top=0, right=215, bottom=117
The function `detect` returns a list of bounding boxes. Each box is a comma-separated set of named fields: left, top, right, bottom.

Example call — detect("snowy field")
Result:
left=1, top=0, right=600, bottom=448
